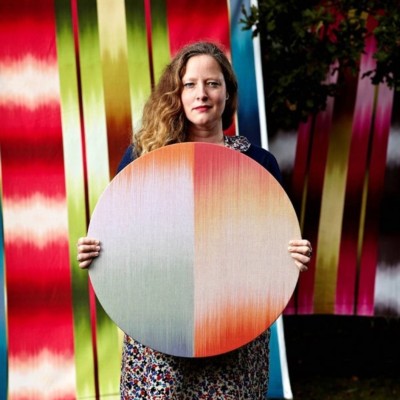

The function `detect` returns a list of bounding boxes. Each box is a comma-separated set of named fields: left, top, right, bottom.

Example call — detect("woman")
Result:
left=78, top=41, right=312, bottom=399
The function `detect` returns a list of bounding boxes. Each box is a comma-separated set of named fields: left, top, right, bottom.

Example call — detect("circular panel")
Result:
left=88, top=142, right=300, bottom=357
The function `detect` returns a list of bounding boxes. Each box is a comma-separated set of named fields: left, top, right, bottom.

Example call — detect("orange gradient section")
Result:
left=193, top=143, right=299, bottom=357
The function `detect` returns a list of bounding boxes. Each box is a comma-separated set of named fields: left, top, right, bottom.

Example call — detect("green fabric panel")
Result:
left=151, top=0, right=171, bottom=82
left=54, top=1, right=96, bottom=397
left=125, top=0, right=152, bottom=129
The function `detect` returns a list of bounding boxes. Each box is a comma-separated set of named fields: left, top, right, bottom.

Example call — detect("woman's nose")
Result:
left=196, top=84, right=208, bottom=100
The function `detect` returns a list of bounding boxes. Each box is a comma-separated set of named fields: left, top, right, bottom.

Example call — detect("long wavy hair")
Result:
left=134, top=41, right=238, bottom=156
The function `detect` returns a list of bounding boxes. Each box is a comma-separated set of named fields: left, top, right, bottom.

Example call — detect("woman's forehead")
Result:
left=182, top=55, right=224, bottom=78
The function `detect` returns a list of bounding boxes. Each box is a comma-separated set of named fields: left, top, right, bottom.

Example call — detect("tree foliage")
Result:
left=241, top=0, right=400, bottom=129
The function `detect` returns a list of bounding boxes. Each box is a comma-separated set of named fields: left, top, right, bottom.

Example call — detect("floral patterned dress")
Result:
left=120, top=136, right=271, bottom=399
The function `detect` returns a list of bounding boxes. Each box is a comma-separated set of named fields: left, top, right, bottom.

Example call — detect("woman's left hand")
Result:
left=288, top=239, right=312, bottom=272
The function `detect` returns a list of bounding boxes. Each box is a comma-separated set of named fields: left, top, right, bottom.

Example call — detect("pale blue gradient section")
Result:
left=89, top=147, right=195, bottom=357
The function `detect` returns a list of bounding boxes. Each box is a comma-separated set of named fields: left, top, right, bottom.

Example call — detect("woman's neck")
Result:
left=187, top=128, right=225, bottom=145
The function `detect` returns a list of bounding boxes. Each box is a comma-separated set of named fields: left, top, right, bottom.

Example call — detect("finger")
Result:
left=77, top=237, right=100, bottom=246
left=288, top=245, right=311, bottom=257
left=288, top=241, right=312, bottom=256
left=289, top=239, right=310, bottom=247
left=294, top=259, right=308, bottom=272
left=78, top=259, right=93, bottom=269
left=290, top=252, right=310, bottom=263
left=294, top=247, right=311, bottom=257
left=77, top=244, right=101, bottom=254
left=77, top=251, right=99, bottom=262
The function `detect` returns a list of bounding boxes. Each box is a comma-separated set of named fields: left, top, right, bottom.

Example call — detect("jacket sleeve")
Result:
left=245, top=144, right=283, bottom=185
left=117, top=145, right=136, bottom=174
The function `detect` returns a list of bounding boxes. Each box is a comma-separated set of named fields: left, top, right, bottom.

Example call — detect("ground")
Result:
left=283, top=315, right=400, bottom=400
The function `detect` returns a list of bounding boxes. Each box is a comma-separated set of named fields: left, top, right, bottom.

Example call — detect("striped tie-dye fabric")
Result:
left=1, top=1, right=399, bottom=399
left=271, top=16, right=398, bottom=317
left=0, top=2, right=76, bottom=399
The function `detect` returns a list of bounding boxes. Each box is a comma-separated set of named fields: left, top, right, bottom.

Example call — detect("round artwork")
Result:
left=88, top=142, right=300, bottom=357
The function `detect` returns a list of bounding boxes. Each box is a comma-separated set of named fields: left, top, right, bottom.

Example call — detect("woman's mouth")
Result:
left=193, top=105, right=211, bottom=112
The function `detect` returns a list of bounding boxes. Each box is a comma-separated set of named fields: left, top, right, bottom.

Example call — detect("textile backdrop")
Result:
left=0, top=0, right=399, bottom=399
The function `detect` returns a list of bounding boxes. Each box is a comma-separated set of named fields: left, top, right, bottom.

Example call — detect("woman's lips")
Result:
left=193, top=105, right=211, bottom=112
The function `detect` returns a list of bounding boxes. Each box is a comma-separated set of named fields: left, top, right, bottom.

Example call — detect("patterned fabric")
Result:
left=224, top=135, right=251, bottom=152
left=119, top=138, right=269, bottom=399
left=120, top=330, right=270, bottom=399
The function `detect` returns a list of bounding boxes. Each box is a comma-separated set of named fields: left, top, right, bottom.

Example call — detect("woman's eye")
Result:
left=207, top=81, right=220, bottom=87
left=183, top=82, right=194, bottom=88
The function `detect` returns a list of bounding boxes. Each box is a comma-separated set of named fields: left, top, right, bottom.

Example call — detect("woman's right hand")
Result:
left=77, top=237, right=100, bottom=269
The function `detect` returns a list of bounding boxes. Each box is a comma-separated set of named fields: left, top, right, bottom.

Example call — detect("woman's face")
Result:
left=181, top=54, right=227, bottom=135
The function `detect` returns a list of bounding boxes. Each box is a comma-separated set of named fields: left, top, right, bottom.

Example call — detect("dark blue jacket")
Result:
left=117, top=143, right=282, bottom=184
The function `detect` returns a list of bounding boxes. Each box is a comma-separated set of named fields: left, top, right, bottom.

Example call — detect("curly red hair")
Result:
left=134, top=41, right=238, bottom=156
